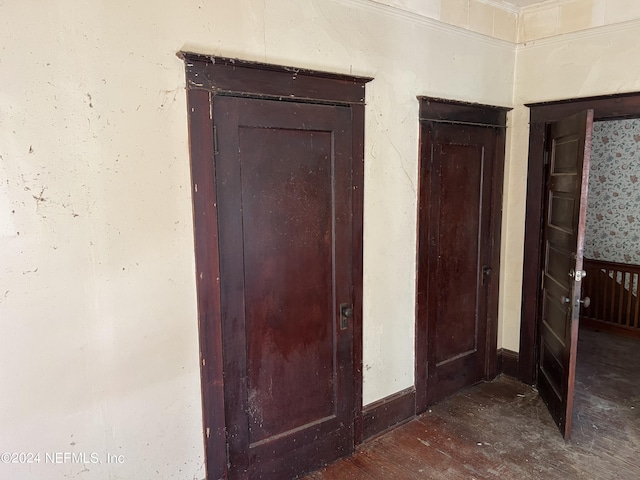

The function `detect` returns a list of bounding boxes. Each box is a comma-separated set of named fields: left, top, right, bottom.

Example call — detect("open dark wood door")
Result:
left=538, top=109, right=593, bottom=439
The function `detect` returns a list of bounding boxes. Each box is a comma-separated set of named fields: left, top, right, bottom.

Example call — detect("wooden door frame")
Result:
left=178, top=52, right=372, bottom=479
left=519, top=92, right=640, bottom=385
left=415, top=97, right=510, bottom=413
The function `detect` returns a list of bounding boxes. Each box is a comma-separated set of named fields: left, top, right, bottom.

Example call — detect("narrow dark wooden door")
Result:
left=214, top=96, right=355, bottom=478
left=420, top=123, right=496, bottom=405
left=537, top=110, right=593, bottom=439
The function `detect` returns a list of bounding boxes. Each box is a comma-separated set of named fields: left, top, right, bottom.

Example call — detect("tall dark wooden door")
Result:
left=214, top=96, right=355, bottom=478
left=537, top=109, right=593, bottom=439
left=416, top=98, right=507, bottom=411
left=183, top=55, right=369, bottom=480
left=422, top=124, right=494, bottom=404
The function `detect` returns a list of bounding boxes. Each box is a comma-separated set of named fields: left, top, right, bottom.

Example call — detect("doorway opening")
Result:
left=519, top=92, right=640, bottom=439
left=580, top=117, right=640, bottom=337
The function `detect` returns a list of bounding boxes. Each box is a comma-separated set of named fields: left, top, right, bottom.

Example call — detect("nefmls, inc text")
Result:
left=1, top=451, right=125, bottom=465
left=45, top=452, right=125, bottom=464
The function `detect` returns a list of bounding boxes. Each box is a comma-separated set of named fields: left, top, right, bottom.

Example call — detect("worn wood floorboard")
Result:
left=304, top=328, right=640, bottom=479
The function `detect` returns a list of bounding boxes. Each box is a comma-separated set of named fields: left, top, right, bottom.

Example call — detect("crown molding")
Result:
left=480, top=0, right=522, bottom=15
left=335, top=0, right=640, bottom=49
left=519, top=0, right=576, bottom=13
left=337, top=0, right=516, bottom=49
left=517, top=16, right=640, bottom=49
left=453, top=0, right=574, bottom=16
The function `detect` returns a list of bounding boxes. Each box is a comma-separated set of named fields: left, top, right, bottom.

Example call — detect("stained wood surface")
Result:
left=519, top=122, right=547, bottom=386
left=416, top=98, right=506, bottom=414
left=418, top=122, right=496, bottom=408
left=215, top=96, right=355, bottom=478
left=497, top=348, right=519, bottom=379
left=537, top=109, right=593, bottom=439
left=186, top=88, right=227, bottom=480
left=183, top=55, right=370, bottom=479
left=181, top=53, right=371, bottom=105
left=527, top=91, right=640, bottom=123
left=362, top=388, right=416, bottom=441
left=305, top=329, right=640, bottom=480
left=581, top=258, right=640, bottom=333
left=520, top=92, right=640, bottom=388
left=417, top=96, right=510, bottom=126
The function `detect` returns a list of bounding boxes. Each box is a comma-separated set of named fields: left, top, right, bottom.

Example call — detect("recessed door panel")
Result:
left=435, top=143, right=483, bottom=364
left=548, top=192, right=576, bottom=234
left=551, top=135, right=581, bottom=174
left=240, top=127, right=336, bottom=445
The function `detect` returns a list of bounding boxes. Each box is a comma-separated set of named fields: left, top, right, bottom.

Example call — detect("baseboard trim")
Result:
left=581, top=317, right=640, bottom=339
left=498, top=348, right=519, bottom=379
left=362, top=387, right=416, bottom=441
left=362, top=348, right=519, bottom=442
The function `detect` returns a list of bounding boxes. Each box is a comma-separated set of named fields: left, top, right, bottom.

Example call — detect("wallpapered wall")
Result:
left=585, top=119, right=640, bottom=264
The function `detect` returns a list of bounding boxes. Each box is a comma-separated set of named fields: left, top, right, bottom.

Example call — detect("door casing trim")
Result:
left=180, top=52, right=372, bottom=479
left=415, top=96, right=510, bottom=413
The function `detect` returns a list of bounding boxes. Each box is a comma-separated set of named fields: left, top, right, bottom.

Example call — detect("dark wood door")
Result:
left=214, top=96, right=355, bottom=478
left=537, top=110, right=593, bottom=439
left=420, top=122, right=496, bottom=405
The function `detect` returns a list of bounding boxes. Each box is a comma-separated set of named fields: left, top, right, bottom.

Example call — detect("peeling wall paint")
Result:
left=3, top=0, right=640, bottom=476
left=0, top=1, right=514, bottom=478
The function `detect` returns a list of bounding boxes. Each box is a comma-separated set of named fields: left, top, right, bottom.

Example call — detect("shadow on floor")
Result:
left=305, top=328, right=640, bottom=480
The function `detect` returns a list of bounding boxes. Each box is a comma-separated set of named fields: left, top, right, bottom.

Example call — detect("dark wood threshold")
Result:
left=498, top=348, right=519, bottom=379
left=362, top=387, right=416, bottom=441
left=581, top=317, right=640, bottom=340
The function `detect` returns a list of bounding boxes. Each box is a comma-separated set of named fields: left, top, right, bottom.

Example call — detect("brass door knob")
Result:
left=578, top=297, right=591, bottom=308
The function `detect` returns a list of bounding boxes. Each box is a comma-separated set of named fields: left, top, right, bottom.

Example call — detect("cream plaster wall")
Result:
left=518, top=0, right=640, bottom=42
left=374, top=0, right=518, bottom=41
left=0, top=1, right=514, bottom=478
left=500, top=19, right=640, bottom=351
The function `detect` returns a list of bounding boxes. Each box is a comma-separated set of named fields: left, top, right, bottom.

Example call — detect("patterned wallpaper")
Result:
left=584, top=119, right=640, bottom=265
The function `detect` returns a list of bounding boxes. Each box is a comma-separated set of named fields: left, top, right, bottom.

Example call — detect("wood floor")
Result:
left=304, top=328, right=640, bottom=480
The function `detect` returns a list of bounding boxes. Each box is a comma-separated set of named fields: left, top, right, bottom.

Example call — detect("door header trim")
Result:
left=418, top=96, right=511, bottom=128
left=178, top=52, right=372, bottom=105
left=526, top=91, right=640, bottom=123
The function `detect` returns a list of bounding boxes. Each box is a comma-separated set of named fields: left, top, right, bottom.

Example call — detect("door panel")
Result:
left=241, top=127, right=336, bottom=444
left=423, top=123, right=496, bottom=405
left=215, top=96, right=354, bottom=478
left=538, top=109, right=593, bottom=439
left=435, top=144, right=483, bottom=362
